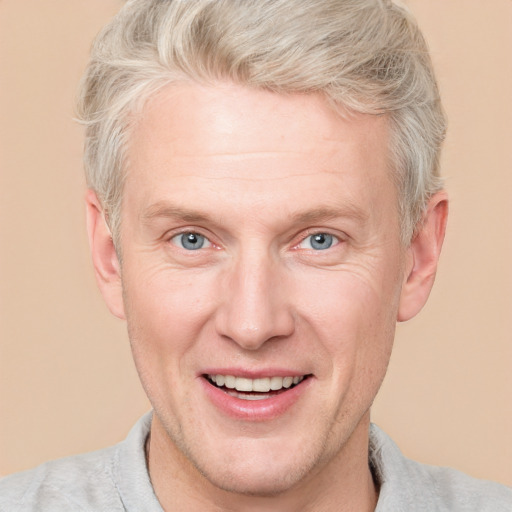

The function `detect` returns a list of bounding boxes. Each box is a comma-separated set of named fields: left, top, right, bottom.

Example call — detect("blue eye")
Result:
left=172, top=232, right=211, bottom=250
left=300, top=233, right=337, bottom=250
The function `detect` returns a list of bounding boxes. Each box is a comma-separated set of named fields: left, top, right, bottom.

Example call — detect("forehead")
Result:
left=129, top=82, right=389, bottom=166
left=123, top=82, right=396, bottom=230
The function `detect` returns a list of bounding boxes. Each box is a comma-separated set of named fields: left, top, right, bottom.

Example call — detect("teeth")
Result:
left=283, top=377, right=293, bottom=388
left=224, top=375, right=236, bottom=389
left=270, top=376, right=283, bottom=390
left=253, top=378, right=271, bottom=392
left=230, top=391, right=270, bottom=401
left=235, top=377, right=252, bottom=392
left=208, top=374, right=304, bottom=392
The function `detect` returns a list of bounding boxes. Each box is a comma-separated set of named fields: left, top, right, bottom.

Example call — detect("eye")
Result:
left=171, top=232, right=211, bottom=250
left=299, top=233, right=338, bottom=251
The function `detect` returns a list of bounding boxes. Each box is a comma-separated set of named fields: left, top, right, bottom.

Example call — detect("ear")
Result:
left=398, top=191, right=448, bottom=322
left=85, top=189, right=125, bottom=320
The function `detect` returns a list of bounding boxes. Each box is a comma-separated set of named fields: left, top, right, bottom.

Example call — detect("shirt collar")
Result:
left=113, top=411, right=163, bottom=511
left=112, top=414, right=437, bottom=511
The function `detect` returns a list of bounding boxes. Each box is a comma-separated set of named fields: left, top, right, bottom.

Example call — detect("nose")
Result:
left=214, top=249, right=295, bottom=350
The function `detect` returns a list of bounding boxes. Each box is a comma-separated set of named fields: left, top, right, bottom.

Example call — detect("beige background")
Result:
left=1, top=0, right=511, bottom=486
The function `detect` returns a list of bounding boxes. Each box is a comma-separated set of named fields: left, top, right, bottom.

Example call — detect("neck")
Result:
left=148, top=413, right=378, bottom=512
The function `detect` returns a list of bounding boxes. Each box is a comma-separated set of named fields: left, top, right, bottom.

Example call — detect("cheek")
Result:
left=295, top=265, right=400, bottom=375
left=298, top=270, right=399, bottom=426
left=121, top=265, right=219, bottom=377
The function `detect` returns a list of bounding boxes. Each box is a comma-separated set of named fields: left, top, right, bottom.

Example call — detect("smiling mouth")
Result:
left=204, top=374, right=310, bottom=401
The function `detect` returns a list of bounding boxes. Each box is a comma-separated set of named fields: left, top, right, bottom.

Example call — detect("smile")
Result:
left=205, top=374, right=307, bottom=401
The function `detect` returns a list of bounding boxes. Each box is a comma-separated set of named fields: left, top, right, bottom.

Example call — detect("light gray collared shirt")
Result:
left=1, top=412, right=511, bottom=511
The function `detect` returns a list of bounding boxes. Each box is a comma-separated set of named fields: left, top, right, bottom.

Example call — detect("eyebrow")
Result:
left=288, top=205, right=368, bottom=225
left=140, top=203, right=211, bottom=224
left=140, top=201, right=368, bottom=227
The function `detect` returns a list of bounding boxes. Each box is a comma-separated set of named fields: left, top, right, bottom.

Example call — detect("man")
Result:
left=1, top=0, right=510, bottom=510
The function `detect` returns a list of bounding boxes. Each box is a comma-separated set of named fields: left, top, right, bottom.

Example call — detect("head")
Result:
left=80, top=0, right=448, bottom=503
left=78, top=0, right=445, bottom=247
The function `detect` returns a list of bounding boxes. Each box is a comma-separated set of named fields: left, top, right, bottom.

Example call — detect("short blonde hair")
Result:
left=77, top=0, right=446, bottom=245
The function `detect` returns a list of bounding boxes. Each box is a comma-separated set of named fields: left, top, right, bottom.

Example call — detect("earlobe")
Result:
left=85, top=189, right=126, bottom=320
left=397, top=191, right=449, bottom=322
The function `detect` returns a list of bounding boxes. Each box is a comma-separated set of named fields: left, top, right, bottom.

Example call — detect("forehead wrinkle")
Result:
left=173, top=170, right=344, bottom=182
left=158, top=150, right=315, bottom=158
left=156, top=135, right=347, bottom=157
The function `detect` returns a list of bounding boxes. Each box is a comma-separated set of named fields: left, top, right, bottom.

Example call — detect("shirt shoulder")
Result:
left=370, top=424, right=512, bottom=512
left=0, top=445, right=124, bottom=512
left=0, top=413, right=159, bottom=512
left=401, top=455, right=512, bottom=512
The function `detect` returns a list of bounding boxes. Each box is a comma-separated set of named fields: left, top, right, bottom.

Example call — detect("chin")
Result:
left=197, top=459, right=314, bottom=497
left=177, top=432, right=329, bottom=498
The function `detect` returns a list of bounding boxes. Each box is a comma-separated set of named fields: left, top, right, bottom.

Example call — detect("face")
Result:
left=113, top=83, right=408, bottom=494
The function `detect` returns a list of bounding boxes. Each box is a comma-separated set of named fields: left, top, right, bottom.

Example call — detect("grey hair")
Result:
left=77, top=0, right=446, bottom=245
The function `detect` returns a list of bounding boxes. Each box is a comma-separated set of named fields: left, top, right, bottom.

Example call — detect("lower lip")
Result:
left=200, top=377, right=312, bottom=421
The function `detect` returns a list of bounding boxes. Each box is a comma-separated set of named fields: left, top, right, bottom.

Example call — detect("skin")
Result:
left=86, top=82, right=447, bottom=511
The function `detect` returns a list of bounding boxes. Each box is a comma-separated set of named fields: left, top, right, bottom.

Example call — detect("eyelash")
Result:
left=168, top=229, right=342, bottom=252
left=296, top=232, right=341, bottom=251
left=170, top=231, right=213, bottom=251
